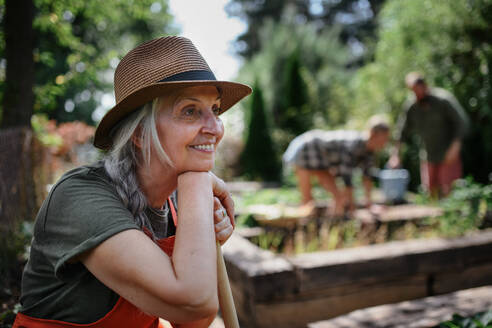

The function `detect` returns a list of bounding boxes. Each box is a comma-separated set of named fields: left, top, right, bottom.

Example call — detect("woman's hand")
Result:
left=178, top=172, right=235, bottom=244
left=214, top=197, right=234, bottom=245
left=209, top=172, right=235, bottom=226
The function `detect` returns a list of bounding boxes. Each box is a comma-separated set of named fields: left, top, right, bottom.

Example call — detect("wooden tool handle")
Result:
left=216, top=241, right=240, bottom=328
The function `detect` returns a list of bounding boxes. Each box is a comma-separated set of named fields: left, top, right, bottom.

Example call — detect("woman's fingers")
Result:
left=214, top=215, right=229, bottom=231
left=214, top=196, right=222, bottom=212
left=215, top=226, right=233, bottom=244
left=213, top=196, right=234, bottom=245
left=210, top=173, right=235, bottom=226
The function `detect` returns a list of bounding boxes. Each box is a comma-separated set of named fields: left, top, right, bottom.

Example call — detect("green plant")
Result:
left=31, top=114, right=63, bottom=147
left=235, top=213, right=258, bottom=228
left=437, top=178, right=492, bottom=237
left=234, top=185, right=332, bottom=211
left=0, top=221, right=33, bottom=327
left=235, top=177, right=492, bottom=254
left=240, top=82, right=282, bottom=182
left=437, top=310, right=492, bottom=328
left=0, top=222, right=33, bottom=285
left=251, top=231, right=284, bottom=252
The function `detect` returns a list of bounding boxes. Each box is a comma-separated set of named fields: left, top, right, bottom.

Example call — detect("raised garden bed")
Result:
left=232, top=180, right=492, bottom=255
left=221, top=229, right=492, bottom=328
left=224, top=181, right=492, bottom=327
left=239, top=202, right=445, bottom=254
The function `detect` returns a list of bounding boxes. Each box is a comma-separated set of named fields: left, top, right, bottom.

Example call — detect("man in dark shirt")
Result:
left=389, top=72, right=468, bottom=197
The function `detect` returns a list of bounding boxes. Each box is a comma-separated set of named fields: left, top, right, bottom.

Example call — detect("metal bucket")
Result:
left=379, top=169, right=410, bottom=202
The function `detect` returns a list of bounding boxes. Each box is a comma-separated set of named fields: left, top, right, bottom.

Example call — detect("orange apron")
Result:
left=13, top=198, right=178, bottom=328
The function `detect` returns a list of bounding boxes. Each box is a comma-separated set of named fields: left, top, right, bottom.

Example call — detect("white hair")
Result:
left=367, top=115, right=390, bottom=135
left=103, top=98, right=172, bottom=237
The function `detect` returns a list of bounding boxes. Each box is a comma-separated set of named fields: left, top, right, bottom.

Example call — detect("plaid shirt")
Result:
left=283, top=130, right=374, bottom=186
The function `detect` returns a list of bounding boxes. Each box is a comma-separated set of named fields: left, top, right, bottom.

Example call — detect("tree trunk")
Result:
left=1, top=0, right=35, bottom=128
left=0, top=128, right=34, bottom=228
left=0, top=0, right=38, bottom=232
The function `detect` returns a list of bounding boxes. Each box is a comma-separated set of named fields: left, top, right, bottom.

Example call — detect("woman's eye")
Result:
left=212, top=106, right=222, bottom=116
left=183, top=107, right=197, bottom=116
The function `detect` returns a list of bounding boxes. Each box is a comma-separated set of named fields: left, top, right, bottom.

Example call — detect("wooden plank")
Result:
left=246, top=203, right=443, bottom=228
left=289, top=230, right=492, bottom=290
left=223, top=231, right=492, bottom=328
left=252, top=275, right=427, bottom=328
left=246, top=204, right=312, bottom=228
left=354, top=204, right=443, bottom=223
left=222, top=233, right=298, bottom=302
left=433, top=262, right=492, bottom=295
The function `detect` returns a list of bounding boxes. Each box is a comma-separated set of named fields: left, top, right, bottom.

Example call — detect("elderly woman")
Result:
left=14, top=36, right=251, bottom=328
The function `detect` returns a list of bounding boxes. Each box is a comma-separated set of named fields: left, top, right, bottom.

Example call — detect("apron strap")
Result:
left=167, top=197, right=177, bottom=227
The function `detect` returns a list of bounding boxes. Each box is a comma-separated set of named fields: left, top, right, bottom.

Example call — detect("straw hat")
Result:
left=94, top=36, right=252, bottom=150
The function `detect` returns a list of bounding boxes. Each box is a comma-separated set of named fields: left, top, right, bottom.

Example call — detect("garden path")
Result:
left=308, top=285, right=492, bottom=328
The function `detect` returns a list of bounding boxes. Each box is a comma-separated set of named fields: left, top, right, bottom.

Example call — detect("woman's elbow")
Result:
left=195, top=296, right=219, bottom=319
left=170, top=288, right=219, bottom=321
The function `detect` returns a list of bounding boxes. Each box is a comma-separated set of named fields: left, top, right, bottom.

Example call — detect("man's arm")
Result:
left=388, top=141, right=402, bottom=168
left=362, top=176, right=373, bottom=208
left=388, top=101, right=413, bottom=168
left=443, top=139, right=461, bottom=164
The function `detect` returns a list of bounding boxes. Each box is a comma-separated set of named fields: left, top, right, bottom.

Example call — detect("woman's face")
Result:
left=156, top=85, right=224, bottom=174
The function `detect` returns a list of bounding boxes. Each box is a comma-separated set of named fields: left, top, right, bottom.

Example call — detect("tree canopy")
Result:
left=350, top=0, right=492, bottom=183
left=237, top=10, right=353, bottom=151
left=0, top=0, right=176, bottom=127
left=234, top=0, right=492, bottom=184
left=225, top=0, right=385, bottom=62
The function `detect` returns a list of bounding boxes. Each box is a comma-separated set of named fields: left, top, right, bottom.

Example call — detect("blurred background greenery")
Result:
left=1, top=0, right=491, bottom=186
left=232, top=0, right=492, bottom=188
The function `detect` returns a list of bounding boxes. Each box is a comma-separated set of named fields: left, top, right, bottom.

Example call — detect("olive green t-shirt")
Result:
left=19, top=162, right=176, bottom=324
left=396, top=88, right=469, bottom=163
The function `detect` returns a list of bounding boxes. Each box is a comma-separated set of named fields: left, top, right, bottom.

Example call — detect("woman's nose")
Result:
left=201, top=111, right=223, bottom=135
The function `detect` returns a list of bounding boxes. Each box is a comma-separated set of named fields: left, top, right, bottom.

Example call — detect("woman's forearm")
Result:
left=173, top=172, right=218, bottom=313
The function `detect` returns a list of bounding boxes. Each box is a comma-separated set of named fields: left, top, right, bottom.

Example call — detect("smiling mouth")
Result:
left=190, top=144, right=215, bottom=152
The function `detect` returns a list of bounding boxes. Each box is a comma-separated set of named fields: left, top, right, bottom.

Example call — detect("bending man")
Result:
left=283, top=119, right=390, bottom=217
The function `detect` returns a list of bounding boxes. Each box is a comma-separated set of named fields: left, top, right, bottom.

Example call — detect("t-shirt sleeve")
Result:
left=38, top=172, right=139, bottom=280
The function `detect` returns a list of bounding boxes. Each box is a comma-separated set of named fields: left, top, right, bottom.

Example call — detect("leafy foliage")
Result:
left=437, top=310, right=492, bottom=328
left=0, top=221, right=33, bottom=327
left=31, top=114, right=63, bottom=147
left=225, top=0, right=385, bottom=61
left=237, top=10, right=354, bottom=154
left=0, top=0, right=176, bottom=125
left=436, top=178, right=492, bottom=236
left=349, top=0, right=492, bottom=184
